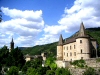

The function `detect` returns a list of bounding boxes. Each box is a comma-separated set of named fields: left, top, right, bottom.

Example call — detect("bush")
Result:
left=70, top=59, right=85, bottom=68
left=46, top=70, right=55, bottom=75
left=55, top=68, right=71, bottom=75
left=83, top=67, right=96, bottom=75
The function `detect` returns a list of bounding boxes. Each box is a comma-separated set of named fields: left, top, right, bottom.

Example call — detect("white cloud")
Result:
left=0, top=7, right=44, bottom=47
left=35, top=0, right=100, bottom=45
left=35, top=34, right=59, bottom=45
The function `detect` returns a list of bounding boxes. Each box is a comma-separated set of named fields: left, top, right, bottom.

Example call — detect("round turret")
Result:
left=57, top=34, right=63, bottom=60
left=76, top=37, right=90, bottom=60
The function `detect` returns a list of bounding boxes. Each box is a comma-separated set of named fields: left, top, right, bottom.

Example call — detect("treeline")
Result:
left=22, top=42, right=57, bottom=57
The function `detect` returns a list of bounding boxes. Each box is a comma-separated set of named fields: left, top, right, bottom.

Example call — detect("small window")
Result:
left=80, top=40, right=82, bottom=43
left=70, top=46, right=71, bottom=50
left=74, top=52, right=76, bottom=56
left=74, top=45, right=75, bottom=49
left=64, top=52, right=65, bottom=55
left=63, top=47, right=65, bottom=50
left=81, top=49, right=82, bottom=53
left=67, top=53, right=68, bottom=57
left=70, top=52, right=72, bottom=56
left=81, top=57, right=83, bottom=59
left=67, top=46, right=68, bottom=50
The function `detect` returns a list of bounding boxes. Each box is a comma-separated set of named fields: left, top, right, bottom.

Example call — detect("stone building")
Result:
left=57, top=22, right=97, bottom=62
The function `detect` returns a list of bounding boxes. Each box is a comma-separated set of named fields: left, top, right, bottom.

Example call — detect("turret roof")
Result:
left=78, top=22, right=86, bottom=37
left=58, top=34, right=63, bottom=46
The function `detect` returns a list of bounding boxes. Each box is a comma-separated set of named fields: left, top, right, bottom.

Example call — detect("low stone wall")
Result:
left=56, top=58, right=100, bottom=75
left=69, top=67, right=100, bottom=75
left=56, top=58, right=100, bottom=68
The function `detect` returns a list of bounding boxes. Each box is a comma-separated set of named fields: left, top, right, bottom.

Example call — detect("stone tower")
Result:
left=76, top=22, right=90, bottom=60
left=57, top=34, right=63, bottom=60
left=10, top=37, right=14, bottom=52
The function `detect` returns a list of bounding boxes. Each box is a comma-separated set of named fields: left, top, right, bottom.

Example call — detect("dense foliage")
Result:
left=0, top=46, right=25, bottom=73
left=70, top=59, right=86, bottom=68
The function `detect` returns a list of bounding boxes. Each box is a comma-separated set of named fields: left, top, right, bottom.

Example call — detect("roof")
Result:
left=63, top=22, right=96, bottom=44
left=58, top=34, right=63, bottom=46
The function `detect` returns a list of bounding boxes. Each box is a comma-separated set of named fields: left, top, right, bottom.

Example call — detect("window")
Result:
left=74, top=52, right=76, bottom=56
left=70, top=46, right=71, bottom=50
left=70, top=52, right=72, bottom=56
left=67, top=46, right=68, bottom=50
left=63, top=47, right=65, bottom=50
left=64, top=52, right=65, bottom=55
left=74, top=45, right=75, bottom=49
left=81, top=57, right=83, bottom=59
left=80, top=40, right=82, bottom=43
left=81, top=49, right=82, bottom=53
left=67, top=53, right=68, bottom=57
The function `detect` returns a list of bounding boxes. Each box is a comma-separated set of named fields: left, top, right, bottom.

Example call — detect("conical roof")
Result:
left=78, top=22, right=86, bottom=37
left=58, top=34, right=63, bottom=46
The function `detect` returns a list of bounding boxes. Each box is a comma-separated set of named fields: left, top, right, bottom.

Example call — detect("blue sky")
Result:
left=0, top=0, right=100, bottom=48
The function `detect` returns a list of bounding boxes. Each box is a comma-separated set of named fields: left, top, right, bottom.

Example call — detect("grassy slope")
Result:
left=22, top=27, right=100, bottom=57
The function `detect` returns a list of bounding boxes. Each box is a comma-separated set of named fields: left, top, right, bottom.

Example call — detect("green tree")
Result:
left=7, top=66, right=19, bottom=75
left=6, top=47, right=25, bottom=69
left=46, top=70, right=55, bottom=75
left=26, top=68, right=38, bottom=75
left=0, top=45, right=9, bottom=66
left=83, top=67, right=96, bottom=75
left=45, top=57, right=57, bottom=70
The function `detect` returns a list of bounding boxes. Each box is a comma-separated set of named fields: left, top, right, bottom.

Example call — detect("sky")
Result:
left=0, top=0, right=100, bottom=48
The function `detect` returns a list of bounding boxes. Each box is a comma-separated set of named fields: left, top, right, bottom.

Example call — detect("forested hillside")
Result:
left=22, top=42, right=57, bottom=57
left=22, top=27, right=100, bottom=57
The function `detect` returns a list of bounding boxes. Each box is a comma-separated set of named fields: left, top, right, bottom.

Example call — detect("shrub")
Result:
left=83, top=67, right=96, bottom=75
left=70, top=59, right=85, bottom=68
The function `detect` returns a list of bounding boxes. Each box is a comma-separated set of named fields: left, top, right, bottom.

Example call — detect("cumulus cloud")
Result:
left=0, top=7, right=44, bottom=47
left=35, top=0, right=100, bottom=45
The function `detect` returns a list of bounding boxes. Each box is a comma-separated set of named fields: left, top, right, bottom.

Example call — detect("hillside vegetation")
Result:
left=22, top=27, right=100, bottom=57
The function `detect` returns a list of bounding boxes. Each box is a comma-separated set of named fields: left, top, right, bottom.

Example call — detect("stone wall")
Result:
left=69, top=67, right=100, bottom=75
left=85, top=58, right=100, bottom=67
left=56, top=58, right=100, bottom=75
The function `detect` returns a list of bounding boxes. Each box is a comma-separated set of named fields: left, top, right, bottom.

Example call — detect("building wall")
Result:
left=63, top=42, right=77, bottom=61
left=25, top=57, right=31, bottom=62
